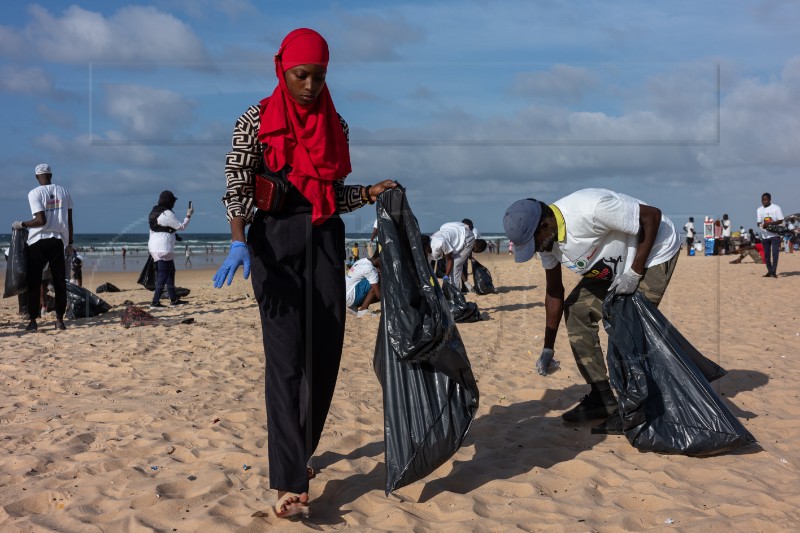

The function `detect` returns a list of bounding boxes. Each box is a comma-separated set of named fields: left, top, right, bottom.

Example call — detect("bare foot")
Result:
left=274, top=491, right=309, bottom=519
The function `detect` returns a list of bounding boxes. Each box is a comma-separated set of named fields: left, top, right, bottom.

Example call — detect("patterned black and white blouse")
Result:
left=222, top=104, right=367, bottom=223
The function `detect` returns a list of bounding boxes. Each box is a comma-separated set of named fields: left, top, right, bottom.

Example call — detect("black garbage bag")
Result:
left=470, top=258, right=495, bottom=295
left=3, top=228, right=28, bottom=298
left=66, top=282, right=112, bottom=319
left=442, top=277, right=482, bottom=323
left=137, top=255, right=157, bottom=290
left=96, top=282, right=121, bottom=293
left=603, top=291, right=756, bottom=456
left=374, top=187, right=480, bottom=494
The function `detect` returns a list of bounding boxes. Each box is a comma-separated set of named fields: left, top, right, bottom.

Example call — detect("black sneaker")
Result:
left=25, top=320, right=38, bottom=332
left=562, top=391, right=617, bottom=422
left=591, top=411, right=624, bottom=435
left=169, top=299, right=187, bottom=307
left=150, top=302, right=165, bottom=309
left=55, top=321, right=67, bottom=331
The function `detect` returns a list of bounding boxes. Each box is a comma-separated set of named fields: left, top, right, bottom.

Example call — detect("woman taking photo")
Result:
left=214, top=28, right=395, bottom=519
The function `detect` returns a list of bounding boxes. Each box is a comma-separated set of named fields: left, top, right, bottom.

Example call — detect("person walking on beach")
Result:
left=757, top=192, right=783, bottom=278
left=212, top=28, right=397, bottom=519
left=147, top=190, right=192, bottom=308
left=504, top=188, right=680, bottom=435
left=721, top=214, right=732, bottom=254
left=12, top=164, right=73, bottom=332
left=184, top=245, right=193, bottom=269
left=683, top=217, right=695, bottom=256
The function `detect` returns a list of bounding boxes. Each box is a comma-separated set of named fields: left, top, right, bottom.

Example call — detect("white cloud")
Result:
left=0, top=65, right=53, bottom=93
left=1, top=5, right=208, bottom=63
left=325, top=9, right=426, bottom=61
left=102, top=84, right=195, bottom=138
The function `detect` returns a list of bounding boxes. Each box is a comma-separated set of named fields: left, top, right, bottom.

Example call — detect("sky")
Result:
left=1, top=0, right=799, bottom=236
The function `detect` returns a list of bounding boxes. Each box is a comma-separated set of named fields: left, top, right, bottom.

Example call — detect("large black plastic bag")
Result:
left=66, top=282, right=112, bottom=319
left=374, top=187, right=479, bottom=494
left=137, top=255, right=157, bottom=290
left=470, top=258, right=495, bottom=295
left=603, top=292, right=756, bottom=456
left=3, top=228, right=28, bottom=298
left=441, top=277, right=481, bottom=323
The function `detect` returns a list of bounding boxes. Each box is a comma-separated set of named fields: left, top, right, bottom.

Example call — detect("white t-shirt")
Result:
left=345, top=258, right=379, bottom=307
left=757, top=203, right=784, bottom=239
left=149, top=210, right=190, bottom=261
left=684, top=221, right=695, bottom=239
left=27, top=183, right=73, bottom=245
left=430, top=222, right=471, bottom=260
left=722, top=218, right=731, bottom=238
left=539, top=189, right=680, bottom=281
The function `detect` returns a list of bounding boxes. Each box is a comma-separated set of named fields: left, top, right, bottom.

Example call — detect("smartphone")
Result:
left=189, top=201, right=193, bottom=209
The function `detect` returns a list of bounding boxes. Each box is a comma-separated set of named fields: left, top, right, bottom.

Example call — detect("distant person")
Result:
left=508, top=241, right=513, bottom=255
left=460, top=218, right=482, bottom=290
left=70, top=255, right=83, bottom=286
left=148, top=190, right=192, bottom=308
left=350, top=242, right=360, bottom=261
left=683, top=217, right=695, bottom=256
left=721, top=214, right=732, bottom=254
left=184, top=245, right=193, bottom=268
left=345, top=250, right=381, bottom=317
left=122, top=247, right=127, bottom=259
left=12, top=164, right=73, bottom=332
left=422, top=221, right=486, bottom=291
left=504, top=189, right=680, bottom=435
left=757, top=192, right=783, bottom=278
left=730, top=242, right=764, bottom=264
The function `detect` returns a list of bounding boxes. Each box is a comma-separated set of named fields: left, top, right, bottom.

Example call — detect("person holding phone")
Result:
left=147, top=191, right=192, bottom=307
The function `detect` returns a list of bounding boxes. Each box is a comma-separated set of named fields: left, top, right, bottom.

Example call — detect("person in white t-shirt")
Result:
left=721, top=214, right=732, bottom=254
left=503, top=188, right=680, bottom=435
left=756, top=192, right=784, bottom=278
left=422, top=222, right=487, bottom=290
left=683, top=217, right=696, bottom=256
left=148, top=190, right=193, bottom=307
left=12, top=164, right=73, bottom=332
left=345, top=251, right=381, bottom=317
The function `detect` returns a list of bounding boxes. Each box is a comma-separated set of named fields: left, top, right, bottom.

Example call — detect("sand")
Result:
left=1, top=252, right=799, bottom=532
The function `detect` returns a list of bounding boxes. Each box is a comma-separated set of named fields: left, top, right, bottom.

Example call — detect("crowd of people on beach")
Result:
left=5, top=26, right=784, bottom=521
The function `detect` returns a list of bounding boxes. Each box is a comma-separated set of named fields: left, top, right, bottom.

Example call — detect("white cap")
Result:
left=35, top=163, right=52, bottom=175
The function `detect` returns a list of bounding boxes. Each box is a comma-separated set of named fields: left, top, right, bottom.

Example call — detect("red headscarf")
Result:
left=257, top=28, right=352, bottom=225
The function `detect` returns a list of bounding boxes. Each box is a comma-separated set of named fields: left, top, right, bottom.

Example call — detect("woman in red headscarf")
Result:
left=215, top=28, right=395, bottom=518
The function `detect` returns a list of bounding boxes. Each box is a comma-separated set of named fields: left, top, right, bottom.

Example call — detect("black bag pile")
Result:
left=3, top=228, right=28, bottom=298
left=603, top=292, right=756, bottom=456
left=96, top=282, right=121, bottom=293
left=442, top=277, right=482, bottom=323
left=470, top=258, right=495, bottom=295
left=374, top=187, right=480, bottom=494
left=66, top=282, right=112, bottom=319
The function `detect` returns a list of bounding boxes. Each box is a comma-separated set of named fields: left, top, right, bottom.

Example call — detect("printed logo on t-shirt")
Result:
left=581, top=255, right=623, bottom=280
left=45, top=197, right=63, bottom=211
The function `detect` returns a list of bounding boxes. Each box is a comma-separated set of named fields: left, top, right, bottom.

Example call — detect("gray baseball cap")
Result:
left=35, top=163, right=51, bottom=175
left=503, top=198, right=542, bottom=263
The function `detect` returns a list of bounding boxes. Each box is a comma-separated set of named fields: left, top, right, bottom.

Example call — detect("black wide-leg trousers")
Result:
left=248, top=197, right=346, bottom=494
left=26, top=237, right=67, bottom=321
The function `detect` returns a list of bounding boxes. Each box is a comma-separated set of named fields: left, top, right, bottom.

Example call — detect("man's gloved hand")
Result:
left=536, top=347, right=559, bottom=376
left=213, top=241, right=250, bottom=288
left=442, top=275, right=450, bottom=283
left=608, top=269, right=643, bottom=295
left=11, top=221, right=24, bottom=230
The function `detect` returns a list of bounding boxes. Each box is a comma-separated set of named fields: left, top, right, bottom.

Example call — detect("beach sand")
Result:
left=1, top=253, right=799, bottom=531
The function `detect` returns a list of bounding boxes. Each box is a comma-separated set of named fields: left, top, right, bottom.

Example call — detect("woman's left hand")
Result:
left=368, top=180, right=399, bottom=202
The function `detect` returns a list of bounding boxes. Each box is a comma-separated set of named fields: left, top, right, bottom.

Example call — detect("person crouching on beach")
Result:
left=503, top=189, right=680, bottom=435
left=213, top=28, right=397, bottom=519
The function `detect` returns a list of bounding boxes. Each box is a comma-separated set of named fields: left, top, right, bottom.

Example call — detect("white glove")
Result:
left=608, top=269, right=643, bottom=295
left=11, top=221, right=24, bottom=230
left=536, top=348, right=559, bottom=376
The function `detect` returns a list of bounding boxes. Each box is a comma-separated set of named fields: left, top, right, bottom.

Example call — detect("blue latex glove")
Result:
left=442, top=275, right=450, bottom=282
left=536, top=348, right=559, bottom=376
left=213, top=241, right=250, bottom=288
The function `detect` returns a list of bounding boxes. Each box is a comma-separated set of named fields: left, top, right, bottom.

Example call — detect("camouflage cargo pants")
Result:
left=563, top=253, right=679, bottom=384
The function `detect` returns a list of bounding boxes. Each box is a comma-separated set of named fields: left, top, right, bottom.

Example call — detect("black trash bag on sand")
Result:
left=137, top=255, right=157, bottom=290
left=374, top=187, right=479, bottom=494
left=441, top=277, right=482, bottom=323
left=96, top=282, right=121, bottom=293
left=66, top=282, right=112, bottom=319
left=470, top=258, right=495, bottom=295
left=3, top=228, right=28, bottom=298
left=603, top=291, right=756, bottom=456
